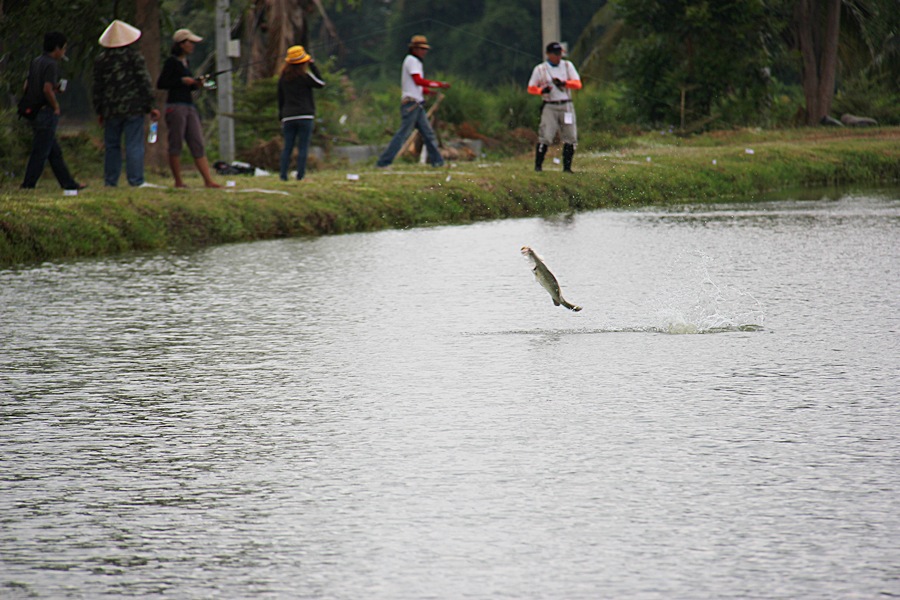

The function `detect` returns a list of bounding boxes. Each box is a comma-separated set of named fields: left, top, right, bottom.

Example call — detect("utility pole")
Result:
left=541, top=0, right=561, bottom=53
left=215, top=0, right=235, bottom=162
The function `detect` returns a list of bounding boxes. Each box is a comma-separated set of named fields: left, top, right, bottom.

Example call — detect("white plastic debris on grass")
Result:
left=227, top=188, right=290, bottom=196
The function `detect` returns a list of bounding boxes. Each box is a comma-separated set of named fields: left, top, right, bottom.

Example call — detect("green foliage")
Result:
left=0, top=111, right=33, bottom=185
left=761, top=79, right=805, bottom=128
left=0, top=0, right=137, bottom=110
left=315, top=66, right=396, bottom=145
left=0, top=110, right=103, bottom=186
left=231, top=76, right=281, bottom=152
left=435, top=79, right=493, bottom=130
left=575, top=82, right=630, bottom=131
left=570, top=4, right=626, bottom=82
left=366, top=0, right=607, bottom=89
left=440, top=1, right=537, bottom=87
left=613, top=32, right=675, bottom=125
left=833, top=76, right=900, bottom=125
left=486, top=83, right=540, bottom=133
left=613, top=0, right=774, bottom=127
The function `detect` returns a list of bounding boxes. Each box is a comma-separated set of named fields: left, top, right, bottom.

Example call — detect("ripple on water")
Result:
left=1, top=193, right=899, bottom=599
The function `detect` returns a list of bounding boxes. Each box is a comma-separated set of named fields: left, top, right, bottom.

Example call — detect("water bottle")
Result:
left=148, top=121, right=158, bottom=144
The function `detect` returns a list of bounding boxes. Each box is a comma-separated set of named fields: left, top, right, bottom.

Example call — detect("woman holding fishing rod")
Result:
left=157, top=28, right=221, bottom=188
left=277, top=45, right=325, bottom=182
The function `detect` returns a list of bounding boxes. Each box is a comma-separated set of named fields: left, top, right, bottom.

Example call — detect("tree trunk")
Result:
left=0, top=0, right=6, bottom=107
left=247, top=0, right=310, bottom=81
left=135, top=0, right=167, bottom=170
left=794, top=0, right=842, bottom=125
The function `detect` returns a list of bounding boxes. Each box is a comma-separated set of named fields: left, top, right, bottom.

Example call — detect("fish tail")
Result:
left=561, top=300, right=582, bottom=312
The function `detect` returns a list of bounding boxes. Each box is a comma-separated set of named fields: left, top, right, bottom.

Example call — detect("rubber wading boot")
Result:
left=535, top=143, right=548, bottom=172
left=563, top=143, right=575, bottom=173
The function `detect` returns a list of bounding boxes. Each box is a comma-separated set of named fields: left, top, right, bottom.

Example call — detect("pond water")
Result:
left=1, top=189, right=898, bottom=599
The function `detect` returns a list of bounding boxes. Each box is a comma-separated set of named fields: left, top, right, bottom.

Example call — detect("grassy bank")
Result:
left=1, top=127, right=899, bottom=267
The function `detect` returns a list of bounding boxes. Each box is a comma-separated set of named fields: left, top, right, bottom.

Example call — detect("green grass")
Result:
left=2, top=127, right=899, bottom=267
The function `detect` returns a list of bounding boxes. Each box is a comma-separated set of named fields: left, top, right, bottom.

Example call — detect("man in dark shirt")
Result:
left=20, top=31, right=84, bottom=191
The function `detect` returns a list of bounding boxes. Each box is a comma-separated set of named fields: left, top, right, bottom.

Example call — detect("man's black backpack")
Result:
left=16, top=84, right=39, bottom=120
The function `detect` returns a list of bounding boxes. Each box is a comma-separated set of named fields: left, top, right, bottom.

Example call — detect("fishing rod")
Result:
left=195, top=61, right=265, bottom=90
left=192, top=17, right=442, bottom=87
left=193, top=16, right=605, bottom=91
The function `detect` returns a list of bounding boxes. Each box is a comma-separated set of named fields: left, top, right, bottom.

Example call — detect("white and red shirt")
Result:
left=402, top=54, right=427, bottom=102
left=528, top=59, right=582, bottom=102
left=400, top=54, right=447, bottom=102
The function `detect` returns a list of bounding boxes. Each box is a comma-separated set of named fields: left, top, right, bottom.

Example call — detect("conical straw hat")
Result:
left=99, top=20, right=141, bottom=48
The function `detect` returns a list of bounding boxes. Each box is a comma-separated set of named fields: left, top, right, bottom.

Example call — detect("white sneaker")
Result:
left=138, top=182, right=166, bottom=189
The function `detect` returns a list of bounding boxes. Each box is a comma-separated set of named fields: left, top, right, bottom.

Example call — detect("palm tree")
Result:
left=570, top=3, right=623, bottom=82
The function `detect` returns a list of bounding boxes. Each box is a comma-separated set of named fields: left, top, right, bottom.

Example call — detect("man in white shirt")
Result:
left=527, top=42, right=582, bottom=173
left=376, top=35, right=450, bottom=168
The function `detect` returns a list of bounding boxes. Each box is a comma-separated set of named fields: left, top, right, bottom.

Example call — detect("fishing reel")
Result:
left=198, top=75, right=217, bottom=91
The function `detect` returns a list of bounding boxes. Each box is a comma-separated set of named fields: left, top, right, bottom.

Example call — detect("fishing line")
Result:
left=200, top=15, right=681, bottom=112
left=202, top=16, right=539, bottom=80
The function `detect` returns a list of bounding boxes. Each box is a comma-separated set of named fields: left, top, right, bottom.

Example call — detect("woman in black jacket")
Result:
left=278, top=46, right=325, bottom=181
left=156, top=28, right=220, bottom=188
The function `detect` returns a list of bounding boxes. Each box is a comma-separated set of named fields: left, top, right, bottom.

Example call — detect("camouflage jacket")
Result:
left=92, top=46, right=155, bottom=119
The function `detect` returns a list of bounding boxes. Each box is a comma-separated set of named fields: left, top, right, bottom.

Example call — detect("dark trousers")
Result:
left=103, top=115, right=146, bottom=187
left=21, top=108, right=78, bottom=189
left=280, top=118, right=314, bottom=180
left=376, top=101, right=444, bottom=167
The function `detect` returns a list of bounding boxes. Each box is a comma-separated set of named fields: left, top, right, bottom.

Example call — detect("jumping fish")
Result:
left=521, top=246, right=582, bottom=311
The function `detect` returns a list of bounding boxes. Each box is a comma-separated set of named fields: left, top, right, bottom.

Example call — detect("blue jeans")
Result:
left=280, top=118, right=314, bottom=180
left=104, top=115, right=146, bottom=186
left=376, top=101, right=444, bottom=167
left=21, top=108, right=78, bottom=189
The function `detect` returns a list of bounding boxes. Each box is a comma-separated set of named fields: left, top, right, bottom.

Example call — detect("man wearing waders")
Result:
left=527, top=42, right=582, bottom=173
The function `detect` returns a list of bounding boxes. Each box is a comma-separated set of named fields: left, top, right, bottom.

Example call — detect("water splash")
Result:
left=474, top=324, right=764, bottom=337
left=652, top=250, right=765, bottom=334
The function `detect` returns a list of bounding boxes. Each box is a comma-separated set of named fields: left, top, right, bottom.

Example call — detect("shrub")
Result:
left=0, top=110, right=32, bottom=185
left=434, top=77, right=492, bottom=130
left=486, top=83, right=540, bottom=135
left=833, top=73, right=900, bottom=125
left=576, top=82, right=629, bottom=131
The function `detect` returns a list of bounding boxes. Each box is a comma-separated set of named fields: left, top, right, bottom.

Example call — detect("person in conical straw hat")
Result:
left=277, top=45, right=325, bottom=181
left=92, top=20, right=161, bottom=187
left=375, top=34, right=450, bottom=168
